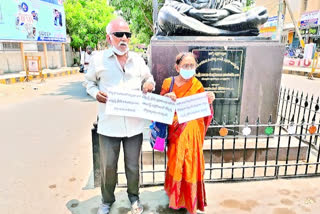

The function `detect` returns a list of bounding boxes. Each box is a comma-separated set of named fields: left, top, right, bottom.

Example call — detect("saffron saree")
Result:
left=160, top=77, right=213, bottom=214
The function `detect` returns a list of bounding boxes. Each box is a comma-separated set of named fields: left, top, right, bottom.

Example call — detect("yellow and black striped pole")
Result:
left=309, top=52, right=319, bottom=80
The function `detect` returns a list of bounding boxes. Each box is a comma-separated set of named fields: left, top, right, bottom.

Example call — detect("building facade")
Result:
left=256, top=0, right=320, bottom=49
left=0, top=42, right=74, bottom=74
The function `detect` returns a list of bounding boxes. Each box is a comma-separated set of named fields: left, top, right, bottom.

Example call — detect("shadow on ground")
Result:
left=43, top=81, right=95, bottom=102
left=66, top=189, right=187, bottom=214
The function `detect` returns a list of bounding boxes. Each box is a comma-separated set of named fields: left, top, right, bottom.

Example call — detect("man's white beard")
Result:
left=112, top=46, right=129, bottom=55
left=111, top=39, right=129, bottom=56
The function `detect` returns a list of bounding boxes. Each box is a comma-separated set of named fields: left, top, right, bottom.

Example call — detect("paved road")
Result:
left=281, top=74, right=320, bottom=97
left=0, top=75, right=97, bottom=214
left=0, top=73, right=319, bottom=214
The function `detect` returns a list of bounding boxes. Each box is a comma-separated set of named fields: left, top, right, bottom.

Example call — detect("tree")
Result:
left=244, top=0, right=255, bottom=11
left=64, top=0, right=115, bottom=50
left=246, top=0, right=255, bottom=7
left=109, top=0, right=165, bottom=45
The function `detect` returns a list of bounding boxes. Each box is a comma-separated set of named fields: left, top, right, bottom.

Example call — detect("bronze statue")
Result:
left=156, top=0, right=268, bottom=36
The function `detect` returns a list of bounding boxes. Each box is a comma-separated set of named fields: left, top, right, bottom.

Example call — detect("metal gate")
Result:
left=92, top=88, right=320, bottom=187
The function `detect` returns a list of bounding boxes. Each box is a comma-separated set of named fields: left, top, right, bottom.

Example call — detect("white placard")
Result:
left=105, top=88, right=175, bottom=124
left=106, top=89, right=142, bottom=118
left=175, top=92, right=211, bottom=123
left=141, top=93, right=175, bottom=124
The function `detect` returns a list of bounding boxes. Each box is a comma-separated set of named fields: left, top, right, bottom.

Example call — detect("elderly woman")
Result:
left=161, top=52, right=215, bottom=214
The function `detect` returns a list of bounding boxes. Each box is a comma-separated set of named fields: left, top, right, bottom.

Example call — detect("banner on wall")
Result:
left=0, top=0, right=66, bottom=42
left=300, top=10, right=320, bottom=27
left=283, top=57, right=320, bottom=68
left=259, top=16, right=280, bottom=40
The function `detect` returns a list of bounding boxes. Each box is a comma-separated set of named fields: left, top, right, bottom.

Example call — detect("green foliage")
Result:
left=246, top=0, right=255, bottom=7
left=109, top=0, right=165, bottom=45
left=64, top=0, right=115, bottom=50
left=244, top=0, right=255, bottom=12
left=134, top=48, right=145, bottom=53
left=128, top=35, right=140, bottom=50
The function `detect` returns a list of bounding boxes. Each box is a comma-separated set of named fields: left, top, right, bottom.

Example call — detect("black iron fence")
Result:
left=113, top=119, right=319, bottom=187
left=204, top=118, right=320, bottom=183
left=278, top=88, right=320, bottom=128
left=92, top=119, right=320, bottom=187
left=91, top=88, right=320, bottom=187
left=278, top=88, right=320, bottom=147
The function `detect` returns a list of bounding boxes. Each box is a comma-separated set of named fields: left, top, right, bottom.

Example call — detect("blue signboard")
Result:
left=300, top=19, right=318, bottom=27
left=0, top=0, right=66, bottom=42
left=300, top=10, right=320, bottom=27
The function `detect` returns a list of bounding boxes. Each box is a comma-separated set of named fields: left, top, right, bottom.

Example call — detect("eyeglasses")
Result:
left=180, top=64, right=196, bottom=69
left=112, top=32, right=132, bottom=38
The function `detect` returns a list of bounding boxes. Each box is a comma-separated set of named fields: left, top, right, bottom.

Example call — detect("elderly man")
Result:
left=157, top=0, right=268, bottom=36
left=80, top=46, right=94, bottom=73
left=85, top=18, right=155, bottom=214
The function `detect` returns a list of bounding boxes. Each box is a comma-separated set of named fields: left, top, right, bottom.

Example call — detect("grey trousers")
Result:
left=99, top=133, right=143, bottom=205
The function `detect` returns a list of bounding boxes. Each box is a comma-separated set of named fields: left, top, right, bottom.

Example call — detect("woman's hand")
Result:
left=207, top=92, right=215, bottom=104
left=164, top=92, right=177, bottom=102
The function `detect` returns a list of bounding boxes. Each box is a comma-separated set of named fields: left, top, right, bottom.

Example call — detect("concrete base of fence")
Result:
left=141, top=136, right=308, bottom=165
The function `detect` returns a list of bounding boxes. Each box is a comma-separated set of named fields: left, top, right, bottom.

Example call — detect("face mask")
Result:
left=110, top=36, right=129, bottom=56
left=112, top=46, right=129, bottom=55
left=180, top=69, right=195, bottom=80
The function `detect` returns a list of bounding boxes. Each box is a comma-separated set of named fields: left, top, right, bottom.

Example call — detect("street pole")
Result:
left=284, top=0, right=305, bottom=48
left=276, top=0, right=286, bottom=42
left=61, top=43, right=67, bottom=67
left=43, top=43, right=48, bottom=69
left=152, top=0, right=158, bottom=28
left=309, top=52, right=319, bottom=79
left=20, top=42, right=28, bottom=81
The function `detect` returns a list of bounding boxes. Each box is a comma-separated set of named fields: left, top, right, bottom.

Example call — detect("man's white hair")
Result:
left=106, top=23, right=112, bottom=35
left=105, top=17, right=127, bottom=35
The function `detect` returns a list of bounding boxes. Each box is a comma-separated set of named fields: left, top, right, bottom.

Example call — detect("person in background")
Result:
left=31, top=11, right=38, bottom=21
left=80, top=46, right=94, bottom=73
left=54, top=9, right=62, bottom=26
left=85, top=17, right=155, bottom=214
left=160, top=52, right=215, bottom=214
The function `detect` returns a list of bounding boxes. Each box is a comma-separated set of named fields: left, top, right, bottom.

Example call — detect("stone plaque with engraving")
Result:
left=193, top=48, right=245, bottom=100
left=192, top=48, right=245, bottom=125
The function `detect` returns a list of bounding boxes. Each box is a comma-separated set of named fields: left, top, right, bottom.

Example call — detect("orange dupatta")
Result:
left=160, top=77, right=213, bottom=214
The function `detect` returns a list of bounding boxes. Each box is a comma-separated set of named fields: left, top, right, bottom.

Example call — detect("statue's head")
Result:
left=106, top=17, right=131, bottom=55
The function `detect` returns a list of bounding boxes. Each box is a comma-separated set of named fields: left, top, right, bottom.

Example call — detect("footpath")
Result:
left=66, top=176, right=320, bottom=214
left=0, top=67, right=80, bottom=84
left=283, top=66, right=320, bottom=78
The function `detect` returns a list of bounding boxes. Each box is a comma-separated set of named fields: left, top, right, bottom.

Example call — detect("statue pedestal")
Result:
left=150, top=36, right=285, bottom=125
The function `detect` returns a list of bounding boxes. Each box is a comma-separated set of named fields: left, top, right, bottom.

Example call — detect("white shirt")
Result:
left=85, top=49, right=155, bottom=137
left=80, top=51, right=95, bottom=70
